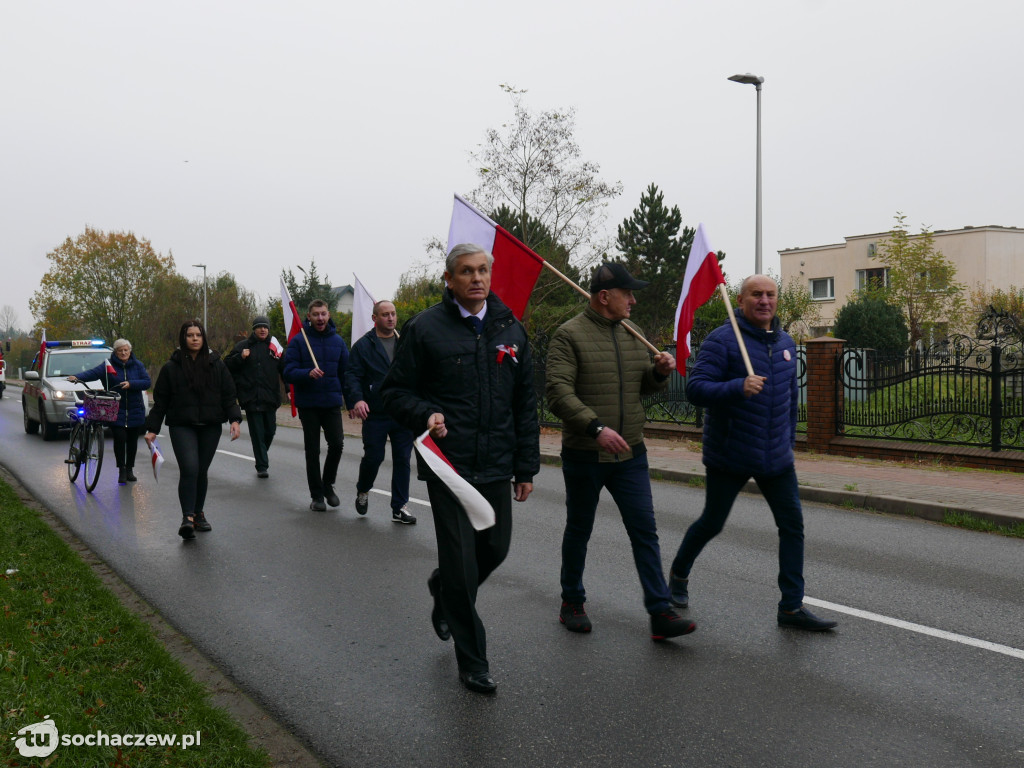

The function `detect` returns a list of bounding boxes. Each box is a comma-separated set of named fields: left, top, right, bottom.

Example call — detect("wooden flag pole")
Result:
left=298, top=326, right=320, bottom=371
left=539, top=260, right=663, bottom=357
left=718, top=283, right=755, bottom=377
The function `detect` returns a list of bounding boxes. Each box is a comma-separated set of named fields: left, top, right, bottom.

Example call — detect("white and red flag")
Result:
left=148, top=439, right=165, bottom=483
left=674, top=223, right=727, bottom=375
left=105, top=361, right=117, bottom=375
left=37, top=329, right=46, bottom=366
left=351, top=274, right=376, bottom=345
left=413, top=430, right=495, bottom=530
left=268, top=336, right=284, bottom=358
left=280, top=278, right=304, bottom=416
left=446, top=194, right=545, bottom=320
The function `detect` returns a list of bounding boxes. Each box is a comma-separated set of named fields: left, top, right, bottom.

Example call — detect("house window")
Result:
left=856, top=267, right=888, bottom=290
left=810, top=277, right=834, bottom=301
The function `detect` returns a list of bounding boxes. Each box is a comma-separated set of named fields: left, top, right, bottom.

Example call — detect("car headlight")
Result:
left=53, top=390, right=67, bottom=400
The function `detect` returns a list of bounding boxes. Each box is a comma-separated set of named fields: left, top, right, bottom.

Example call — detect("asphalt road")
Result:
left=2, top=387, right=1023, bottom=768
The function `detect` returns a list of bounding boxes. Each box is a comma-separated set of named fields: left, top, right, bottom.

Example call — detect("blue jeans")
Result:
left=560, top=454, right=671, bottom=613
left=356, top=416, right=413, bottom=512
left=672, top=465, right=805, bottom=611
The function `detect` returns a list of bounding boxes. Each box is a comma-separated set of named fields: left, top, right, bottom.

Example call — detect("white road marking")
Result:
left=217, top=449, right=254, bottom=461
left=214, top=450, right=433, bottom=507
left=370, top=488, right=430, bottom=507
left=803, top=597, right=1024, bottom=661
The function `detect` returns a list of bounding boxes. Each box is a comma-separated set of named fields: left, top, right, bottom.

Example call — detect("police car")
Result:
left=22, top=340, right=118, bottom=440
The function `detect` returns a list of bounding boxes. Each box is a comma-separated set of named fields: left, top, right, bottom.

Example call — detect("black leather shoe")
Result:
left=310, top=499, right=327, bottom=512
left=126, top=468, right=137, bottom=482
left=193, top=512, right=212, bottom=532
left=324, top=486, right=340, bottom=507
left=256, top=470, right=269, bottom=479
left=428, top=569, right=450, bottom=641
left=778, top=606, right=837, bottom=631
left=459, top=670, right=497, bottom=694
left=178, top=516, right=196, bottom=540
left=118, top=467, right=127, bottom=485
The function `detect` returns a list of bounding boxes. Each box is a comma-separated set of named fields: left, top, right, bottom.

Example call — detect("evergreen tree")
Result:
left=833, top=294, right=909, bottom=353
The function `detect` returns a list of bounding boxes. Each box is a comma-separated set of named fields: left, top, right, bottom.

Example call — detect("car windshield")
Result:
left=45, top=350, right=111, bottom=378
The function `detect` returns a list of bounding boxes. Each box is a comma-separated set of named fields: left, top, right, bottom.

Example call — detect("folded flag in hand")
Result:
left=414, top=430, right=495, bottom=530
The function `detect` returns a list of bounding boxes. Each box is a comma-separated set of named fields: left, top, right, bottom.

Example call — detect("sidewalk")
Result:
left=319, top=408, right=1024, bottom=529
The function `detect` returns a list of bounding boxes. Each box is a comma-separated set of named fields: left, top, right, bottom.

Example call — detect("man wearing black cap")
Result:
left=225, top=316, right=283, bottom=478
left=546, top=262, right=696, bottom=641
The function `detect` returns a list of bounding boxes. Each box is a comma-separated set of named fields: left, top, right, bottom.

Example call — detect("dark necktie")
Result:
left=468, top=316, right=483, bottom=335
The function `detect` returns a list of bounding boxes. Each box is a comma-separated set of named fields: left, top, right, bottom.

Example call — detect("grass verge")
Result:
left=942, top=510, right=1024, bottom=538
left=0, top=479, right=271, bottom=767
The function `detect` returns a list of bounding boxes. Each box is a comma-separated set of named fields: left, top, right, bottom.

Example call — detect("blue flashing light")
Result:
left=77, top=408, right=86, bottom=417
left=90, top=339, right=106, bottom=346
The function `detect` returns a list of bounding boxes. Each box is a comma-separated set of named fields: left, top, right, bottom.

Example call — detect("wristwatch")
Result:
left=594, top=425, right=606, bottom=438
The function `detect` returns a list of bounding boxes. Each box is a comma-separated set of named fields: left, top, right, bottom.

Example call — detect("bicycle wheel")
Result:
left=66, top=422, right=84, bottom=482
left=83, top=423, right=104, bottom=493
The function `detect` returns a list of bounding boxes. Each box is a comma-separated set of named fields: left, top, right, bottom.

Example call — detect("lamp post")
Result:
left=728, top=72, right=764, bottom=275
left=192, top=263, right=207, bottom=329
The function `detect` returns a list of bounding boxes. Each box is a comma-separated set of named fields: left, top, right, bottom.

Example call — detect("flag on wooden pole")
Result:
left=280, top=278, right=303, bottom=416
left=446, top=194, right=544, bottom=319
left=351, top=275, right=376, bottom=344
left=674, top=223, right=727, bottom=375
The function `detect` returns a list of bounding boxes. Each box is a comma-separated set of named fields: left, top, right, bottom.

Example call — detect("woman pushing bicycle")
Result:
left=67, top=338, right=151, bottom=485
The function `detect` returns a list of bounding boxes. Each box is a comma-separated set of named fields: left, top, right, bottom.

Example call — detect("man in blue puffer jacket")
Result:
left=670, top=275, right=838, bottom=631
left=283, top=299, right=349, bottom=511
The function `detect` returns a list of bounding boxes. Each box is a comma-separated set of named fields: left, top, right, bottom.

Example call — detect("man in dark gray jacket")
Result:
left=345, top=300, right=415, bottom=524
left=547, top=263, right=695, bottom=642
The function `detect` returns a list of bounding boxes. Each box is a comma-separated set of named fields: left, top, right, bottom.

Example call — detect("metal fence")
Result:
left=837, top=309, right=1024, bottom=451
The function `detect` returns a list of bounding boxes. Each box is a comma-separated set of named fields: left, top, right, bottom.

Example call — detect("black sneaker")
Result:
left=559, top=601, right=592, bottom=633
left=355, top=492, right=369, bottom=515
left=310, top=499, right=327, bottom=512
left=392, top=507, right=417, bottom=525
left=669, top=570, right=689, bottom=609
left=650, top=609, right=696, bottom=641
left=178, top=516, right=196, bottom=540
left=324, top=486, right=340, bottom=507
left=778, top=606, right=837, bottom=631
left=118, top=467, right=127, bottom=485
left=256, top=470, right=269, bottom=479
left=193, top=512, right=212, bottom=532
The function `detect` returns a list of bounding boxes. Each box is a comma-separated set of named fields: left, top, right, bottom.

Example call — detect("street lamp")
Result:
left=192, top=263, right=207, bottom=329
left=728, top=72, right=765, bottom=275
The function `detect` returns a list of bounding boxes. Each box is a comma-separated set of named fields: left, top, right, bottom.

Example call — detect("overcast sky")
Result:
left=2, top=1, right=1020, bottom=334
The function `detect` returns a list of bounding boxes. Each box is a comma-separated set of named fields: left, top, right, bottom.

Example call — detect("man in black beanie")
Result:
left=225, top=316, right=283, bottom=478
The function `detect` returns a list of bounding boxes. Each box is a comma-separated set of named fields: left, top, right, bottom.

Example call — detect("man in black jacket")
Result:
left=345, top=300, right=416, bottom=524
left=381, top=243, right=540, bottom=695
left=225, top=316, right=283, bottom=478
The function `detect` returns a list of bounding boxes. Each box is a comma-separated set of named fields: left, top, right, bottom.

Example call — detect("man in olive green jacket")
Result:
left=546, top=263, right=696, bottom=642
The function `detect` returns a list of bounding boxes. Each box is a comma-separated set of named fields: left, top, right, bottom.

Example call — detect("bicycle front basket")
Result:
left=82, top=391, right=121, bottom=423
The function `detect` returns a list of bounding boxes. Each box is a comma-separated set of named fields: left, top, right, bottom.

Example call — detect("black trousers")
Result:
left=110, top=425, right=142, bottom=469
left=426, top=478, right=513, bottom=674
left=168, top=424, right=222, bottom=516
left=297, top=406, right=344, bottom=500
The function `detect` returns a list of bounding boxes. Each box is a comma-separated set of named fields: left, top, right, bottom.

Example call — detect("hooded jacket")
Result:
left=281, top=317, right=349, bottom=409
left=685, top=311, right=798, bottom=477
left=380, top=290, right=540, bottom=485
left=72, top=353, right=151, bottom=428
left=144, top=349, right=242, bottom=434
left=225, top=333, right=283, bottom=411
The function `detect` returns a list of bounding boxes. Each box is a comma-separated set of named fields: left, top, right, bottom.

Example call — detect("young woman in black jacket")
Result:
left=144, top=321, right=242, bottom=540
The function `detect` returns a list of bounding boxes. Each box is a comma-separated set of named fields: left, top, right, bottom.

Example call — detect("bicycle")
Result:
left=65, top=390, right=121, bottom=493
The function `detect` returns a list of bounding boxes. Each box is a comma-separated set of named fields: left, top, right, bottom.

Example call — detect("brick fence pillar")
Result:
left=805, top=336, right=845, bottom=453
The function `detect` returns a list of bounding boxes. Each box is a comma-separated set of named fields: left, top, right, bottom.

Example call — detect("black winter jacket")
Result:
left=344, top=329, right=396, bottom=417
left=144, top=349, right=243, bottom=434
left=380, top=290, right=540, bottom=485
left=225, top=334, right=283, bottom=411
